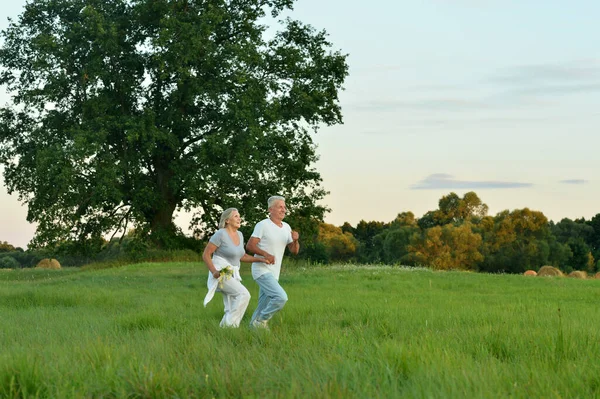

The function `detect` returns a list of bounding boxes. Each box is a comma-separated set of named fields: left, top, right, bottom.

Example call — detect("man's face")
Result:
left=269, top=200, right=287, bottom=220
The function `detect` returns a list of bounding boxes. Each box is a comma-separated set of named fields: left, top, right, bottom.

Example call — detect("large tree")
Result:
left=480, top=208, right=551, bottom=273
left=0, top=0, right=348, bottom=248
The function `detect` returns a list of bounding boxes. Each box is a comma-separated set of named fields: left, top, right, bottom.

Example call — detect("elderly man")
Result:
left=246, top=195, right=300, bottom=329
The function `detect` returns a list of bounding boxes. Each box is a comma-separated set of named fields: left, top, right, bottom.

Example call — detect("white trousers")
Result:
left=217, top=278, right=251, bottom=328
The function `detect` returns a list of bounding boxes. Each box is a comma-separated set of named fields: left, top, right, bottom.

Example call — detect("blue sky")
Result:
left=1, top=0, right=599, bottom=248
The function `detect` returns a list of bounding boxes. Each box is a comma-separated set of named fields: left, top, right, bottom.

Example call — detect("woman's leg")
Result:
left=218, top=279, right=250, bottom=327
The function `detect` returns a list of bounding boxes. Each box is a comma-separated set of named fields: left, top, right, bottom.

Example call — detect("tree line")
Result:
left=301, top=191, right=600, bottom=274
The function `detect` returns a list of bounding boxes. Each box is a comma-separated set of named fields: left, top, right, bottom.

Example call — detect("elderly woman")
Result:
left=202, top=208, right=269, bottom=328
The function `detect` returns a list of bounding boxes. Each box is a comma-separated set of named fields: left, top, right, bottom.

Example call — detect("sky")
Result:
left=1, top=0, right=599, bottom=248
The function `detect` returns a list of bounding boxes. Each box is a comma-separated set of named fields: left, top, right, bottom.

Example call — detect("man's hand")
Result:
left=288, top=230, right=300, bottom=255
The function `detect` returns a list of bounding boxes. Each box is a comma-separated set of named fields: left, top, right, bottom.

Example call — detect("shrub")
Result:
left=0, top=250, right=46, bottom=268
left=299, top=242, right=330, bottom=264
left=0, top=256, right=20, bottom=269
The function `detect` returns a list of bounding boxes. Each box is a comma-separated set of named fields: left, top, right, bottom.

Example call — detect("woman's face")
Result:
left=226, top=210, right=241, bottom=229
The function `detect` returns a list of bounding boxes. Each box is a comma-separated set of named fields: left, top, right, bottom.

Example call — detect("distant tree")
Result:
left=408, top=223, right=483, bottom=270
left=391, top=211, right=418, bottom=227
left=340, top=222, right=354, bottom=235
left=565, top=238, right=595, bottom=273
left=317, top=223, right=357, bottom=261
left=437, top=193, right=462, bottom=224
left=353, top=220, right=387, bottom=261
left=417, top=210, right=439, bottom=230
left=481, top=208, right=551, bottom=273
left=378, top=225, right=419, bottom=265
left=439, top=191, right=488, bottom=223
left=547, top=238, right=572, bottom=268
left=0, top=241, right=16, bottom=253
left=0, top=0, right=348, bottom=249
left=418, top=191, right=488, bottom=229
left=586, top=213, right=600, bottom=260
left=550, top=218, right=594, bottom=244
left=0, top=256, right=20, bottom=269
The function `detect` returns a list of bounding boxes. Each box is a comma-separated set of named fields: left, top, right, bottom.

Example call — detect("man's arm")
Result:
left=246, top=237, right=275, bottom=264
left=287, top=231, right=300, bottom=255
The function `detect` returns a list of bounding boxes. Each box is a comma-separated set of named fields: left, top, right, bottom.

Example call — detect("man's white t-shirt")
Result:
left=251, top=218, right=293, bottom=281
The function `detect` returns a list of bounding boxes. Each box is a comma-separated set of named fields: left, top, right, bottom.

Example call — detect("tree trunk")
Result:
left=148, top=159, right=180, bottom=248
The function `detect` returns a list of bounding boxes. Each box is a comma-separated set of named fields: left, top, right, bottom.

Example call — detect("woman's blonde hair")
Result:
left=218, top=208, right=238, bottom=229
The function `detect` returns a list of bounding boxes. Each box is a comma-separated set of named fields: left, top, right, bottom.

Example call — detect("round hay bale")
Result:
left=36, top=258, right=62, bottom=270
left=595, top=272, right=600, bottom=280
left=524, top=270, right=537, bottom=276
left=537, top=266, right=564, bottom=277
left=49, top=259, right=61, bottom=269
left=568, top=270, right=587, bottom=279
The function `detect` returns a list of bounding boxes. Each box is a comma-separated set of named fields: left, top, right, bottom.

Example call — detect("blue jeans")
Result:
left=250, top=273, right=288, bottom=324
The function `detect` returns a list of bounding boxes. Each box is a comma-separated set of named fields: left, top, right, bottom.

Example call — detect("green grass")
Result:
left=1, top=263, right=600, bottom=398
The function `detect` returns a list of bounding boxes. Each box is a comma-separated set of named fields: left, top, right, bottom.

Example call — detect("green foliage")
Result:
left=317, top=223, right=357, bottom=261
left=0, top=249, right=48, bottom=268
left=0, top=256, right=19, bottom=269
left=417, top=192, right=488, bottom=229
left=351, top=220, right=388, bottom=262
left=551, top=218, right=595, bottom=244
left=338, top=193, right=597, bottom=274
left=0, top=0, right=348, bottom=249
left=298, top=241, right=330, bottom=264
left=0, top=241, right=17, bottom=252
left=408, top=223, right=483, bottom=270
left=374, top=225, right=419, bottom=265
left=585, top=213, right=600, bottom=261
left=565, top=238, right=594, bottom=272
left=480, top=208, right=552, bottom=273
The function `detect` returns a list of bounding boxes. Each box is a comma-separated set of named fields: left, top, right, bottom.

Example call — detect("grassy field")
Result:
left=1, top=262, right=600, bottom=398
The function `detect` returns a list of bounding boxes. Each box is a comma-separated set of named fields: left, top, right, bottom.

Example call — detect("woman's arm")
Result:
left=240, top=253, right=272, bottom=264
left=202, top=242, right=221, bottom=278
left=246, top=237, right=275, bottom=264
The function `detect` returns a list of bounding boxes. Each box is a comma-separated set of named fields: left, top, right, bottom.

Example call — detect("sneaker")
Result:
left=250, top=319, right=270, bottom=330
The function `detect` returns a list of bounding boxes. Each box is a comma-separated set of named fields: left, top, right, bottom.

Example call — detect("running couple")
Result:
left=202, top=196, right=300, bottom=329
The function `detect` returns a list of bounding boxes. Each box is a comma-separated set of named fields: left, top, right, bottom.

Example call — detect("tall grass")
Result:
left=1, top=262, right=599, bottom=398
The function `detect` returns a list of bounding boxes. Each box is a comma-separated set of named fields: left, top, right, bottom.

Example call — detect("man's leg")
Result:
left=251, top=273, right=288, bottom=323
left=250, top=285, right=268, bottom=325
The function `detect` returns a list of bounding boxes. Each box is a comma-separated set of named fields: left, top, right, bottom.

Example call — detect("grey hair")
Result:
left=218, top=208, right=238, bottom=229
left=267, top=195, right=285, bottom=209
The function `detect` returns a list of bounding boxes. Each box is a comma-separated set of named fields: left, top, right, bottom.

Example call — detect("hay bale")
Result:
left=595, top=272, right=600, bottom=280
left=568, top=270, right=587, bottom=279
left=49, top=259, right=61, bottom=269
left=524, top=270, right=537, bottom=276
left=537, top=266, right=564, bottom=277
left=36, top=258, right=61, bottom=270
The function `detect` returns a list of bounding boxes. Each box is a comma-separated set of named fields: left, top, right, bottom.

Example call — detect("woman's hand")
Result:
left=263, top=253, right=275, bottom=264
left=212, top=270, right=220, bottom=279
